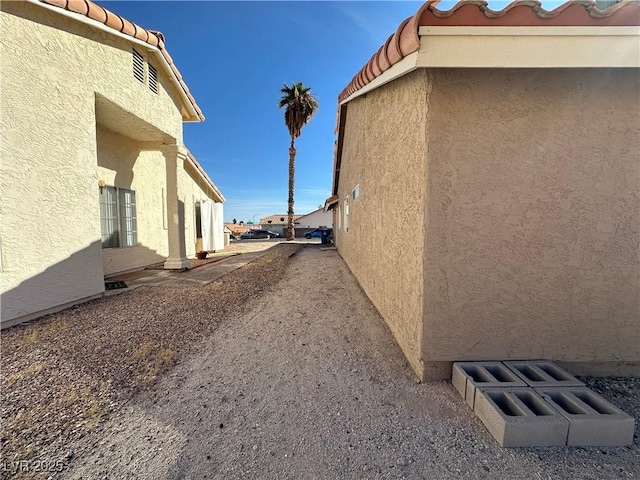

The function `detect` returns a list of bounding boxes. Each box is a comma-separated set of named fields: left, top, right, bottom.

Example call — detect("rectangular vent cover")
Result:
left=133, top=49, right=144, bottom=83
left=148, top=64, right=158, bottom=93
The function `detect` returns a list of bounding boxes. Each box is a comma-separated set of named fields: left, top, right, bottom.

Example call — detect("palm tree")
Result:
left=278, top=82, right=318, bottom=240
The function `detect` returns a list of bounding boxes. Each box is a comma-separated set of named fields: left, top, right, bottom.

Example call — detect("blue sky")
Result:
left=102, top=1, right=565, bottom=223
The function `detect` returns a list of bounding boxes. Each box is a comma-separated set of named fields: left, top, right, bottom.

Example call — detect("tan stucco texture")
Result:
left=423, top=68, right=639, bottom=369
left=179, top=160, right=221, bottom=259
left=335, top=70, right=429, bottom=377
left=0, top=3, right=203, bottom=325
left=96, top=126, right=169, bottom=276
left=337, top=68, right=639, bottom=379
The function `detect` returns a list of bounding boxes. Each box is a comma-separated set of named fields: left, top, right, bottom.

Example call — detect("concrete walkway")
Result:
left=106, top=238, right=324, bottom=293
left=106, top=250, right=272, bottom=293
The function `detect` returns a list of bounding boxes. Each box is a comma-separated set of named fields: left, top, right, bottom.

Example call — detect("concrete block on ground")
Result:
left=452, top=362, right=526, bottom=408
left=474, top=387, right=570, bottom=447
left=504, top=360, right=584, bottom=388
left=535, top=387, right=635, bottom=446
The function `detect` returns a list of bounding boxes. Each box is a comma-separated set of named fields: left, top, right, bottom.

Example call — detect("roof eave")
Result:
left=186, top=151, right=225, bottom=203
left=324, top=195, right=339, bottom=211
left=31, top=0, right=205, bottom=122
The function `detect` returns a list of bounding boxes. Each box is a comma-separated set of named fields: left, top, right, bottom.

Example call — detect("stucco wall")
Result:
left=96, top=126, right=169, bottom=276
left=335, top=70, right=429, bottom=376
left=297, top=209, right=333, bottom=228
left=0, top=3, right=186, bottom=325
left=178, top=161, right=221, bottom=258
left=0, top=2, right=184, bottom=142
left=423, top=68, right=640, bottom=372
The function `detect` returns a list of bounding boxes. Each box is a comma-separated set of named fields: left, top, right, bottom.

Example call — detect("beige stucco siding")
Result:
left=96, top=126, right=169, bottom=276
left=1, top=2, right=184, bottom=143
left=298, top=209, right=333, bottom=228
left=423, top=68, right=640, bottom=368
left=1, top=5, right=103, bottom=324
left=336, top=70, right=429, bottom=376
left=178, top=161, right=220, bottom=258
left=0, top=3, right=187, bottom=324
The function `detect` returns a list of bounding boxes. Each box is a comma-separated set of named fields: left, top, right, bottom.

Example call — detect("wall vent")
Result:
left=133, top=49, right=144, bottom=83
left=148, top=64, right=158, bottom=93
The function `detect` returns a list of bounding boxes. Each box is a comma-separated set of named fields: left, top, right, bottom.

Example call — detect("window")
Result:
left=343, top=198, right=349, bottom=233
left=100, top=186, right=137, bottom=248
left=133, top=49, right=144, bottom=83
left=148, top=64, right=158, bottom=93
left=353, top=184, right=360, bottom=199
left=195, top=202, right=202, bottom=239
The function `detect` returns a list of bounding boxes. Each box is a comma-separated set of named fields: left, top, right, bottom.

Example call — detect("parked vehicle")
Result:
left=304, top=229, right=322, bottom=239
left=304, top=228, right=332, bottom=239
left=239, top=229, right=280, bottom=239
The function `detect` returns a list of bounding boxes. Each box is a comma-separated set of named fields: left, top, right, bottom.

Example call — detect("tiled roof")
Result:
left=260, top=214, right=303, bottom=225
left=338, top=0, right=640, bottom=104
left=37, top=0, right=204, bottom=121
left=225, top=224, right=258, bottom=234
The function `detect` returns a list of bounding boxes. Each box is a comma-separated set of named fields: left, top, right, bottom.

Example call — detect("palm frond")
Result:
left=278, top=82, right=318, bottom=139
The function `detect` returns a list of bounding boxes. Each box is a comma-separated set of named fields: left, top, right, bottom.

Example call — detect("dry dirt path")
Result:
left=65, top=247, right=639, bottom=479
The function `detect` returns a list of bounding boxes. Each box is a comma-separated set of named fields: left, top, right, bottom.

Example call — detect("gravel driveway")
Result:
left=3, top=246, right=638, bottom=479
left=60, top=247, right=638, bottom=479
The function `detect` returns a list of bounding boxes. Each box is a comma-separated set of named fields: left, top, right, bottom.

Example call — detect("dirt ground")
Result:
left=2, top=246, right=638, bottom=479
left=1, top=244, right=299, bottom=479
left=64, top=248, right=638, bottom=479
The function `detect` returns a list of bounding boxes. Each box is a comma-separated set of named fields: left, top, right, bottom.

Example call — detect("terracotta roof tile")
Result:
left=120, top=17, right=136, bottom=37
left=338, top=0, right=640, bottom=104
left=379, top=36, right=393, bottom=72
left=371, top=46, right=384, bottom=77
left=38, top=0, right=204, bottom=121
left=86, top=1, right=107, bottom=24
left=103, top=10, right=123, bottom=31
left=66, top=0, right=89, bottom=16
left=44, top=0, right=67, bottom=8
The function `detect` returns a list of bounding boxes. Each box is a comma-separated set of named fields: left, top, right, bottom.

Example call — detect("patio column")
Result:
left=162, top=144, right=189, bottom=269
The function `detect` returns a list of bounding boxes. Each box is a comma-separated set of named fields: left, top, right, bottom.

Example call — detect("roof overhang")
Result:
left=332, top=1, right=640, bottom=198
left=341, top=25, right=639, bottom=106
left=30, top=0, right=204, bottom=122
left=324, top=195, right=339, bottom=211
left=417, top=26, right=640, bottom=68
left=186, top=151, right=225, bottom=203
left=338, top=1, right=640, bottom=105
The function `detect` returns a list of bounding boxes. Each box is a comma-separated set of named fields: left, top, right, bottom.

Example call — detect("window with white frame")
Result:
left=353, top=184, right=360, bottom=199
left=100, top=186, right=137, bottom=248
left=343, top=198, right=349, bottom=233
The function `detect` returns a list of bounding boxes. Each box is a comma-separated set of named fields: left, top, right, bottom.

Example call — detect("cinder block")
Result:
left=504, top=361, right=584, bottom=387
left=451, top=362, right=526, bottom=408
left=474, top=388, right=569, bottom=447
left=451, top=363, right=470, bottom=400
left=535, top=387, right=635, bottom=446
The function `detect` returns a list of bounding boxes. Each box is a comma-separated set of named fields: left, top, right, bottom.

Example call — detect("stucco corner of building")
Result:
left=417, top=360, right=453, bottom=382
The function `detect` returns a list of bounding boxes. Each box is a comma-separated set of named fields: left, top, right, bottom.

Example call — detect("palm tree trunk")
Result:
left=287, top=138, right=296, bottom=241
